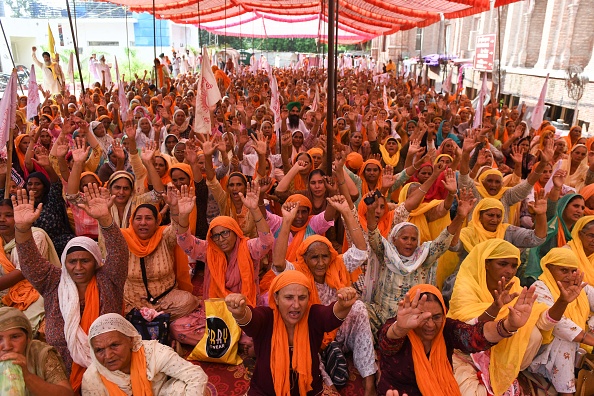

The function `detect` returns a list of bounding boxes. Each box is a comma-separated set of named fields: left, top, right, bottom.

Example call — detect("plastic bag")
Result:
left=187, top=298, right=243, bottom=365
left=0, top=360, right=26, bottom=395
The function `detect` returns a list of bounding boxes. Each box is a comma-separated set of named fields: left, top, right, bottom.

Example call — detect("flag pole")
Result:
left=65, top=0, right=85, bottom=93
left=4, top=126, right=14, bottom=199
left=0, top=20, right=24, bottom=95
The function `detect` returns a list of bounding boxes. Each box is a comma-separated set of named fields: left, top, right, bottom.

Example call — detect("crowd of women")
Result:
left=1, top=58, right=593, bottom=396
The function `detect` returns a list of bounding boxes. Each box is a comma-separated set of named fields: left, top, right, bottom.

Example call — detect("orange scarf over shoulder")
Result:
left=407, top=284, right=462, bottom=396
left=206, top=217, right=257, bottom=306
left=359, top=159, right=383, bottom=196
left=294, top=236, right=350, bottom=348
left=285, top=194, right=313, bottom=262
left=70, top=277, right=100, bottom=393
left=269, top=271, right=314, bottom=396
left=0, top=246, right=39, bottom=310
left=99, top=345, right=153, bottom=396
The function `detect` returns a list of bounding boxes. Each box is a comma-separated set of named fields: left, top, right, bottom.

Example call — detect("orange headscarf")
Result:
left=70, top=277, right=100, bottom=392
left=0, top=245, right=39, bottom=310
left=121, top=204, right=193, bottom=293
left=293, top=236, right=350, bottom=348
left=346, top=152, right=364, bottom=173
left=581, top=184, right=594, bottom=216
left=293, top=153, right=313, bottom=190
left=268, top=270, right=314, bottom=396
left=359, top=159, right=383, bottom=196
left=80, top=171, right=103, bottom=187
left=14, top=134, right=28, bottom=172
left=285, top=194, right=314, bottom=262
left=406, top=284, right=462, bottom=396
left=206, top=217, right=257, bottom=306
left=99, top=347, right=152, bottom=396
left=168, top=163, right=197, bottom=235
left=143, top=154, right=172, bottom=191
left=357, top=197, right=395, bottom=237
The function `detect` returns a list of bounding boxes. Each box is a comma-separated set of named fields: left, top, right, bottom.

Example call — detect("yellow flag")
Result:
left=48, top=23, right=55, bottom=58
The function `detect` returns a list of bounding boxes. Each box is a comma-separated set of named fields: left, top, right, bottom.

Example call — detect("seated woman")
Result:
left=82, top=313, right=208, bottom=396
left=568, top=216, right=594, bottom=284
left=224, top=270, right=358, bottom=396
left=377, top=284, right=540, bottom=396
left=448, top=239, right=560, bottom=396
left=14, top=185, right=128, bottom=392
left=0, top=198, right=59, bottom=336
left=441, top=197, right=547, bottom=299
left=529, top=248, right=593, bottom=395
left=364, top=187, right=473, bottom=336
left=0, top=307, right=73, bottom=396
left=525, top=193, right=585, bottom=283
left=272, top=196, right=376, bottom=395
left=173, top=182, right=274, bottom=343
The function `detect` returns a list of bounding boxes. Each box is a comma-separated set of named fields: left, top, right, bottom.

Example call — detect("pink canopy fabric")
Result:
left=100, top=0, right=520, bottom=43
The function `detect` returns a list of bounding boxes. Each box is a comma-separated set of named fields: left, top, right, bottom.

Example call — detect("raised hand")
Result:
left=201, top=135, right=217, bottom=156
left=552, top=169, right=567, bottom=188
left=112, top=140, right=125, bottom=161
left=225, top=293, right=248, bottom=317
left=528, top=189, right=548, bottom=216
left=326, top=195, right=350, bottom=215
left=506, top=285, right=537, bottom=330
left=124, top=122, right=136, bottom=140
left=557, top=269, right=587, bottom=304
left=441, top=168, right=457, bottom=193
left=176, top=184, right=196, bottom=217
left=396, top=290, right=432, bottom=330
left=77, top=183, right=114, bottom=220
left=281, top=131, right=292, bottom=147
left=140, top=140, right=157, bottom=163
left=239, top=181, right=261, bottom=210
left=293, top=160, right=310, bottom=173
left=462, top=129, right=480, bottom=153
left=162, top=184, right=178, bottom=208
left=455, top=188, right=476, bottom=218
left=251, top=131, right=268, bottom=155
left=11, top=189, right=43, bottom=228
left=281, top=201, right=300, bottom=223
left=493, top=277, right=520, bottom=309
left=539, top=139, right=554, bottom=163
left=382, top=165, right=397, bottom=189
left=510, top=144, right=524, bottom=164
left=335, top=286, right=358, bottom=310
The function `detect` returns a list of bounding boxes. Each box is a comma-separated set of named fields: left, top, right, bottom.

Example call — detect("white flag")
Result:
left=383, top=85, right=390, bottom=113
left=194, top=47, right=222, bottom=134
left=270, top=73, right=282, bottom=133
left=473, top=73, right=489, bottom=129
left=531, top=74, right=549, bottom=130
left=0, top=70, right=18, bottom=148
left=115, top=56, right=120, bottom=82
left=26, top=66, right=40, bottom=120
left=67, top=53, right=75, bottom=91
left=442, top=67, right=452, bottom=94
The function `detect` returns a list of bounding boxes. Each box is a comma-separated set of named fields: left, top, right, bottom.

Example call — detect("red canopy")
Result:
left=101, top=0, right=518, bottom=43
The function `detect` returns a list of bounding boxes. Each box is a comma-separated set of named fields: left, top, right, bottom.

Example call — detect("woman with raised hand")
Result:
left=13, top=184, right=128, bottom=393
left=224, top=270, right=358, bottom=396
left=377, top=283, right=538, bottom=396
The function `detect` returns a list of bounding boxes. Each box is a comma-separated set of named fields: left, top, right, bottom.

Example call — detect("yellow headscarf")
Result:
left=398, top=183, right=449, bottom=244
left=567, top=216, right=594, bottom=285
left=459, top=198, right=510, bottom=252
left=448, top=239, right=549, bottom=396
left=538, top=248, right=589, bottom=346
left=378, top=137, right=401, bottom=167
left=476, top=169, right=520, bottom=224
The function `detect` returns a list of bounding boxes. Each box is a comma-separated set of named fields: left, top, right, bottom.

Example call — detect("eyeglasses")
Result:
left=422, top=314, right=444, bottom=325
left=211, top=230, right=231, bottom=242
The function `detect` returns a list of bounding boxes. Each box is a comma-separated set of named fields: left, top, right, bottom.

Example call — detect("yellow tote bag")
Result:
left=187, top=298, right=243, bottom=365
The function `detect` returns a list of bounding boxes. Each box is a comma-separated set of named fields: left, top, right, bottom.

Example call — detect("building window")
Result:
left=87, top=41, right=119, bottom=46
left=468, top=17, right=481, bottom=51
left=415, top=28, right=423, bottom=51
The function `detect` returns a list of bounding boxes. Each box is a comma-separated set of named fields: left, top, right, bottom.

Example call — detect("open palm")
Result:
left=177, top=185, right=196, bottom=217
left=396, top=291, right=432, bottom=330
left=78, top=184, right=113, bottom=220
left=507, top=286, right=537, bottom=329
left=11, top=189, right=42, bottom=228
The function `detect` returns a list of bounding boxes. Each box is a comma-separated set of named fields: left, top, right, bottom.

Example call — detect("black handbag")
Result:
left=125, top=308, right=171, bottom=345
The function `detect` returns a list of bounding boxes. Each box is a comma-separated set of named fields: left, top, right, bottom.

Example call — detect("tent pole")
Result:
left=65, top=0, right=85, bottom=93
left=326, top=0, right=335, bottom=175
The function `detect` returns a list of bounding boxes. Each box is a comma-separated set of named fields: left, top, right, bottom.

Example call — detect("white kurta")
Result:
left=32, top=52, right=61, bottom=94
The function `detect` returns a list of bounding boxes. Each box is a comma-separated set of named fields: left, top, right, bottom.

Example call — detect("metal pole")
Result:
left=0, top=20, right=24, bottom=94
left=326, top=0, right=335, bottom=175
left=65, top=0, right=85, bottom=93
left=152, top=0, right=157, bottom=61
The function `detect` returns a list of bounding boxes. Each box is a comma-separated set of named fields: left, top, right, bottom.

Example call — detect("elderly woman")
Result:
left=81, top=313, right=208, bottom=395
left=567, top=216, right=594, bottom=285
left=225, top=270, right=358, bottom=396
left=448, top=239, right=562, bottom=396
left=13, top=185, right=128, bottom=392
left=272, top=195, right=376, bottom=395
left=377, top=284, right=540, bottom=396
left=173, top=183, right=273, bottom=342
left=0, top=307, right=73, bottom=396
left=529, top=248, right=593, bottom=395
left=364, top=188, right=473, bottom=336
left=562, top=143, right=588, bottom=191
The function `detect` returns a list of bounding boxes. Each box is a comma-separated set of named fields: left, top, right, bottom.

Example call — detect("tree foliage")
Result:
left=5, top=0, right=31, bottom=18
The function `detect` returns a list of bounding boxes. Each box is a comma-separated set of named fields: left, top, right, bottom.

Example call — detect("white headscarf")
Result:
left=381, top=222, right=431, bottom=275
left=58, top=237, right=104, bottom=368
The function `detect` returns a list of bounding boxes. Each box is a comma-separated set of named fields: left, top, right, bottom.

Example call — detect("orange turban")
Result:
left=346, top=152, right=364, bottom=172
